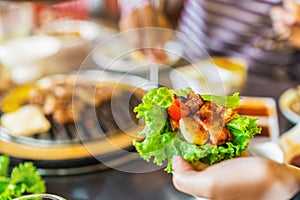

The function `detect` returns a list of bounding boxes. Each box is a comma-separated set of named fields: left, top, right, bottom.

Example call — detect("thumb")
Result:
left=172, top=156, right=194, bottom=172
left=172, top=157, right=213, bottom=198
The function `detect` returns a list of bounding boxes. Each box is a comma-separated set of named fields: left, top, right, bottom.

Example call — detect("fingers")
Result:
left=172, top=156, right=194, bottom=172
left=172, top=157, right=213, bottom=198
left=270, top=6, right=295, bottom=25
left=284, top=0, right=300, bottom=24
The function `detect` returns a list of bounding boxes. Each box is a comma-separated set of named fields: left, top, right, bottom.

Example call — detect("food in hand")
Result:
left=133, top=87, right=261, bottom=172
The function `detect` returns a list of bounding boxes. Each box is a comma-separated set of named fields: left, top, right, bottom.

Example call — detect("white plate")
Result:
left=248, top=137, right=284, bottom=163
left=91, top=28, right=183, bottom=73
left=38, top=19, right=115, bottom=43
left=279, top=86, right=300, bottom=124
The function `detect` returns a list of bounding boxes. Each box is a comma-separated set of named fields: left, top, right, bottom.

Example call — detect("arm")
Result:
left=172, top=156, right=300, bottom=200
left=117, top=0, right=171, bottom=63
left=118, top=0, right=150, bottom=17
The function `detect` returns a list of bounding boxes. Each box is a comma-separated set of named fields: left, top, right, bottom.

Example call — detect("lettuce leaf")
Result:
left=0, top=155, right=46, bottom=199
left=201, top=92, right=241, bottom=108
left=0, top=155, right=9, bottom=177
left=134, top=87, right=174, bottom=122
left=133, top=87, right=261, bottom=172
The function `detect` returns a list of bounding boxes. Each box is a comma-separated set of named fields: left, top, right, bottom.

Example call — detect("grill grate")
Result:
left=0, top=90, right=143, bottom=146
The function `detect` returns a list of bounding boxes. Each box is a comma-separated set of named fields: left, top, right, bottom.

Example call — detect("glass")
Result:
left=0, top=1, right=34, bottom=43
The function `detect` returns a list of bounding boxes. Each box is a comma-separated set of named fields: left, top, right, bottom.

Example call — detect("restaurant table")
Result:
left=45, top=70, right=298, bottom=200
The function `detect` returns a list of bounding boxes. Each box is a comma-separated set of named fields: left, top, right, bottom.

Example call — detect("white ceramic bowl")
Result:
left=0, top=35, right=61, bottom=84
left=279, top=86, right=300, bottom=124
left=92, top=28, right=183, bottom=73
left=169, top=57, right=248, bottom=95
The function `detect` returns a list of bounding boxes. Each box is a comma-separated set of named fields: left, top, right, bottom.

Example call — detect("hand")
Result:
left=118, top=5, right=172, bottom=63
left=270, top=0, right=300, bottom=48
left=172, top=156, right=300, bottom=200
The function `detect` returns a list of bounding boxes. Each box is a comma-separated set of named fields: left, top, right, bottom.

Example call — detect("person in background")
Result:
left=269, top=0, right=300, bottom=82
left=271, top=0, right=300, bottom=48
left=118, top=0, right=300, bottom=80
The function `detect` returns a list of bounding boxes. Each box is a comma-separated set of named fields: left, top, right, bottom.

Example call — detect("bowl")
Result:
left=279, top=123, right=300, bottom=167
left=279, top=86, right=300, bottom=124
left=169, top=56, right=248, bottom=95
left=92, top=27, right=184, bottom=73
left=0, top=35, right=61, bottom=84
left=36, top=20, right=117, bottom=75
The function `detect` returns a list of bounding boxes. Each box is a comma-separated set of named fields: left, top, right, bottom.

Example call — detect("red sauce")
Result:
left=237, top=105, right=270, bottom=116
left=237, top=99, right=274, bottom=138
left=256, top=126, right=270, bottom=137
left=290, top=155, right=300, bottom=168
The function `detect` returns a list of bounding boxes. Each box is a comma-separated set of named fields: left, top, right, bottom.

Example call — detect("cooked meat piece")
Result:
left=179, top=117, right=209, bottom=145
left=209, top=127, right=232, bottom=146
left=95, top=85, right=114, bottom=104
left=53, top=109, right=71, bottom=125
left=196, top=101, right=235, bottom=145
left=176, top=96, right=187, bottom=103
left=43, top=94, right=56, bottom=115
left=224, top=107, right=237, bottom=124
left=185, top=92, right=204, bottom=114
left=199, top=101, right=227, bottom=125
left=53, top=84, right=72, bottom=98
left=75, top=86, right=98, bottom=106
left=28, top=88, right=46, bottom=106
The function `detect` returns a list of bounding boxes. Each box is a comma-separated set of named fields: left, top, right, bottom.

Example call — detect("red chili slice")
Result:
left=168, top=99, right=190, bottom=121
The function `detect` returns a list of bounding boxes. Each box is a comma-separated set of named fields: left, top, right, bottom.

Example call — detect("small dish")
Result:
left=238, top=96, right=280, bottom=142
left=279, top=86, right=300, bottom=124
left=169, top=57, right=248, bottom=95
left=279, top=123, right=300, bottom=167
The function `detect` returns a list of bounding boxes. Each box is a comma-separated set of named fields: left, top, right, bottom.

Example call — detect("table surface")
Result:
left=44, top=70, right=298, bottom=200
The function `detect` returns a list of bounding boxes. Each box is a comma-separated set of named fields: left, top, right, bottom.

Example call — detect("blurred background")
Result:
left=1, top=1, right=300, bottom=199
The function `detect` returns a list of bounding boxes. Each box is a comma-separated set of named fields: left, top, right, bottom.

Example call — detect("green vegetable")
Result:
left=133, top=87, right=261, bottom=173
left=0, top=155, right=46, bottom=200
left=0, top=155, right=9, bottom=177
left=201, top=92, right=241, bottom=108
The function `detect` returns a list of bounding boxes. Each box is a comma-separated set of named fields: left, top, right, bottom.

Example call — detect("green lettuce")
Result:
left=201, top=92, right=241, bottom=108
left=133, top=87, right=261, bottom=173
left=0, top=155, right=46, bottom=199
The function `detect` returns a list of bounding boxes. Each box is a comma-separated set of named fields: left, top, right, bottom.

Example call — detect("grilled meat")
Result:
left=170, top=92, right=237, bottom=146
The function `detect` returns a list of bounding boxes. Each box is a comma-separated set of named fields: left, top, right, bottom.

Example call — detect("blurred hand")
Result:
left=172, top=156, right=300, bottom=200
left=118, top=5, right=172, bottom=63
left=270, top=0, right=300, bottom=48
